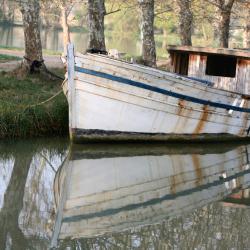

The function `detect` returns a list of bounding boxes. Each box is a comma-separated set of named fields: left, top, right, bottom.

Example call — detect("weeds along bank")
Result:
left=0, top=71, right=69, bottom=138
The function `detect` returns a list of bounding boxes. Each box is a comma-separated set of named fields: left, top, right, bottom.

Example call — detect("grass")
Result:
left=0, top=45, right=23, bottom=51
left=43, top=49, right=62, bottom=56
left=0, top=54, right=21, bottom=62
left=0, top=45, right=61, bottom=56
left=69, top=26, right=88, bottom=33
left=0, top=70, right=69, bottom=138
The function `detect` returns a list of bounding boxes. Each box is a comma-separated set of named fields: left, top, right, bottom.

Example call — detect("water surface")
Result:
left=1, top=140, right=250, bottom=249
left=0, top=23, right=169, bottom=57
left=0, top=23, right=141, bottom=55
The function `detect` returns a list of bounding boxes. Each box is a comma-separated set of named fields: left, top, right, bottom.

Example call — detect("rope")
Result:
left=23, top=89, right=63, bottom=111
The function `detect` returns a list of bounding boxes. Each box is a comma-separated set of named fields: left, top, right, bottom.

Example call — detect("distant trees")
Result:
left=87, top=0, right=106, bottom=52
left=0, top=0, right=16, bottom=22
left=57, top=0, right=74, bottom=56
left=0, top=0, right=247, bottom=72
left=138, top=0, right=156, bottom=67
left=60, top=4, right=70, bottom=56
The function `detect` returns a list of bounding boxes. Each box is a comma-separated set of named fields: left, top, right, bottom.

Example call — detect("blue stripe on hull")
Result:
left=62, top=165, right=250, bottom=223
left=75, top=66, right=250, bottom=114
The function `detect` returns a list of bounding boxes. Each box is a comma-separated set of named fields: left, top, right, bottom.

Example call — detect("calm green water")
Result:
left=1, top=139, right=250, bottom=249
left=0, top=23, right=141, bottom=55
left=0, top=23, right=170, bottom=57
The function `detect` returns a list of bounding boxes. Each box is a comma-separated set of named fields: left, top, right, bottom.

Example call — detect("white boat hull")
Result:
left=52, top=144, right=250, bottom=241
left=65, top=45, right=250, bottom=142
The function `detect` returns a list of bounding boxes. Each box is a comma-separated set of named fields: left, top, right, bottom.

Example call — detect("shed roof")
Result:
left=167, top=45, right=250, bottom=59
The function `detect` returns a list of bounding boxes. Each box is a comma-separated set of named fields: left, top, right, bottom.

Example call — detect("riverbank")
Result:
left=0, top=70, right=68, bottom=138
left=0, top=48, right=64, bottom=72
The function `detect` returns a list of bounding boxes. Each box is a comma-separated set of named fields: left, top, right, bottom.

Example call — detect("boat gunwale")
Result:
left=74, top=65, right=250, bottom=114
left=75, top=52, right=250, bottom=99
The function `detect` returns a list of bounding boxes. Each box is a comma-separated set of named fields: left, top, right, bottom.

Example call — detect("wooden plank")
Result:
left=67, top=43, right=76, bottom=130
left=236, top=59, right=250, bottom=95
left=167, top=45, right=250, bottom=59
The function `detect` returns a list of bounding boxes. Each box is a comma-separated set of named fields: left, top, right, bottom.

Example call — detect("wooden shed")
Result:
left=167, top=46, right=250, bottom=95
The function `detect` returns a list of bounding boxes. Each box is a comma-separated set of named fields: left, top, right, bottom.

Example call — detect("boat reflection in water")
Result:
left=52, top=143, right=250, bottom=247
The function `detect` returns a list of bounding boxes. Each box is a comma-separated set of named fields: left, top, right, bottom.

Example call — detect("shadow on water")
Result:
left=1, top=140, right=250, bottom=249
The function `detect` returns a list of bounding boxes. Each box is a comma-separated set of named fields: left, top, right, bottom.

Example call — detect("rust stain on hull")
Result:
left=240, top=113, right=248, bottom=136
left=191, top=154, right=203, bottom=185
left=240, top=100, right=249, bottom=135
left=177, top=99, right=185, bottom=116
left=170, top=175, right=176, bottom=194
left=193, top=105, right=210, bottom=134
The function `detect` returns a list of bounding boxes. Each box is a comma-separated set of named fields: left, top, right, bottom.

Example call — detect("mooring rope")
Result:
left=1, top=89, right=64, bottom=114
left=23, top=89, right=63, bottom=111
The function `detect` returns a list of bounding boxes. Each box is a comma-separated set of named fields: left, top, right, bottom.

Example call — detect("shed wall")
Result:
left=187, top=54, right=250, bottom=95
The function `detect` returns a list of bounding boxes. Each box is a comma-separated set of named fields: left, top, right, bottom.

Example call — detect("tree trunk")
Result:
left=19, top=0, right=44, bottom=73
left=87, top=0, right=106, bottom=52
left=218, top=9, right=231, bottom=48
left=60, top=5, right=71, bottom=56
left=176, top=0, right=193, bottom=46
left=243, top=6, right=250, bottom=48
left=216, top=0, right=235, bottom=48
left=0, top=153, right=33, bottom=249
left=138, top=0, right=156, bottom=67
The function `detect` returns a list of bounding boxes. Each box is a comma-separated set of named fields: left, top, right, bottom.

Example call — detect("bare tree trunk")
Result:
left=19, top=0, right=44, bottom=73
left=176, top=0, right=193, bottom=46
left=243, top=5, right=250, bottom=48
left=218, top=9, right=231, bottom=47
left=138, top=0, right=156, bottom=67
left=87, top=0, right=106, bottom=52
left=216, top=0, right=235, bottom=48
left=0, top=153, right=33, bottom=249
left=1, top=0, right=7, bottom=21
left=60, top=5, right=71, bottom=56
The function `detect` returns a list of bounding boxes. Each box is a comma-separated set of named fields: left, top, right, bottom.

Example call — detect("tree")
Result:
left=0, top=152, right=33, bottom=249
left=176, top=0, right=193, bottom=45
left=138, top=0, right=156, bottom=67
left=53, top=0, right=75, bottom=56
left=87, top=0, right=106, bottom=52
left=212, top=0, right=236, bottom=48
left=18, top=0, right=44, bottom=74
left=59, top=1, right=73, bottom=56
left=243, top=2, right=250, bottom=48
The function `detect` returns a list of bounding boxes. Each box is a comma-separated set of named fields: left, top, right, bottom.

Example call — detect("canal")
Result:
left=1, top=139, right=250, bottom=249
left=0, top=23, right=169, bottom=58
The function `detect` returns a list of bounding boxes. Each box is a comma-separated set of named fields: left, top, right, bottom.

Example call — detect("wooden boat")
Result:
left=51, top=143, right=250, bottom=245
left=64, top=44, right=250, bottom=142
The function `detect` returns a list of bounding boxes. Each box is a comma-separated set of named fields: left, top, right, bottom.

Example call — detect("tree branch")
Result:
left=105, top=8, right=121, bottom=16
